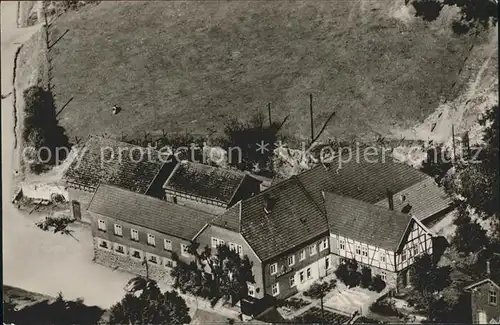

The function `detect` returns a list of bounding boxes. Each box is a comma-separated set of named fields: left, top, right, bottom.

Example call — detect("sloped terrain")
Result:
left=45, top=0, right=496, bottom=142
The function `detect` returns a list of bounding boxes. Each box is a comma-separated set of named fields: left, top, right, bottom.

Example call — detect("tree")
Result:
left=451, top=205, right=489, bottom=254
left=410, top=254, right=451, bottom=320
left=420, top=145, right=453, bottom=184
left=371, top=275, right=386, bottom=293
left=221, top=111, right=287, bottom=175
left=454, top=105, right=499, bottom=218
left=109, top=279, right=191, bottom=325
left=360, top=266, right=372, bottom=289
left=171, top=241, right=255, bottom=306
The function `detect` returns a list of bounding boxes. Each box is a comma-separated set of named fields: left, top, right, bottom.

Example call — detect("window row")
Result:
left=211, top=237, right=243, bottom=256
left=270, top=240, right=328, bottom=275
left=96, top=238, right=177, bottom=267
left=97, top=219, right=178, bottom=252
left=339, top=239, right=391, bottom=263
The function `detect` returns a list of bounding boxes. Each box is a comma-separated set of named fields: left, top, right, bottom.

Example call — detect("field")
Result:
left=45, top=0, right=490, bottom=143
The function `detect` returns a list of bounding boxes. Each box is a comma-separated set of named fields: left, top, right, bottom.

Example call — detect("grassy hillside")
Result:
left=47, top=0, right=490, bottom=143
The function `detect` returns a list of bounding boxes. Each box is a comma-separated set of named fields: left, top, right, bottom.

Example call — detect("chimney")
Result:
left=386, top=189, right=394, bottom=211
left=486, top=260, right=491, bottom=275
left=263, top=194, right=275, bottom=214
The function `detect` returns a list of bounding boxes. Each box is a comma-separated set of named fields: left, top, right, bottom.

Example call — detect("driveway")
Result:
left=2, top=1, right=134, bottom=308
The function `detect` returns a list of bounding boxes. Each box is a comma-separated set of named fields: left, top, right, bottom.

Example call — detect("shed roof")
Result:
left=63, top=136, right=166, bottom=193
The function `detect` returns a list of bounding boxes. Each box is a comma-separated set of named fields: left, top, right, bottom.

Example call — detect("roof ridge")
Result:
left=94, top=183, right=216, bottom=217
left=324, top=191, right=411, bottom=218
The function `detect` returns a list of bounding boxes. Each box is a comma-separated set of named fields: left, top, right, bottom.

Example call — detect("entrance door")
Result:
left=72, top=200, right=81, bottom=220
left=478, top=311, right=487, bottom=324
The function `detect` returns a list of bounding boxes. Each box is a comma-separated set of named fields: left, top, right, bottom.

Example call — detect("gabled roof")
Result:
left=375, top=177, right=453, bottom=221
left=210, top=202, right=241, bottom=232
left=464, top=278, right=500, bottom=291
left=323, top=191, right=413, bottom=252
left=296, top=154, right=431, bottom=213
left=219, top=176, right=329, bottom=261
left=163, top=162, right=256, bottom=205
left=63, top=136, right=166, bottom=193
left=88, top=184, right=215, bottom=240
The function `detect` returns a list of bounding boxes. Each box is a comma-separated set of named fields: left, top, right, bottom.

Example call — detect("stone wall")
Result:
left=93, top=237, right=175, bottom=286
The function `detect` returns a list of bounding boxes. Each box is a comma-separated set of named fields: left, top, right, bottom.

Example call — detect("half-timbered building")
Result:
left=324, top=191, right=434, bottom=290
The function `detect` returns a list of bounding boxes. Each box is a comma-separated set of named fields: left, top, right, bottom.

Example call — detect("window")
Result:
left=339, top=239, right=346, bottom=250
left=113, top=224, right=122, bottom=236
left=114, top=243, right=125, bottom=255
left=299, top=271, right=305, bottom=283
left=271, top=283, right=280, bottom=296
left=320, top=238, right=328, bottom=251
left=306, top=267, right=312, bottom=280
left=288, top=255, right=295, bottom=266
left=148, top=254, right=158, bottom=264
left=355, top=246, right=361, bottom=255
left=401, top=251, right=407, bottom=261
left=299, top=250, right=306, bottom=261
left=309, top=244, right=317, bottom=256
left=147, top=234, right=155, bottom=247
left=289, top=276, right=296, bottom=287
left=325, top=256, right=330, bottom=269
left=270, top=263, right=278, bottom=275
left=380, top=271, right=387, bottom=281
left=362, top=247, right=368, bottom=257
left=131, top=249, right=143, bottom=260
left=211, top=237, right=225, bottom=247
left=130, top=229, right=139, bottom=241
left=248, top=285, right=256, bottom=297
left=164, top=258, right=176, bottom=268
left=381, top=254, right=386, bottom=263
left=98, top=219, right=106, bottom=231
left=490, top=290, right=497, bottom=305
left=413, top=246, right=419, bottom=256
left=164, top=239, right=172, bottom=251
left=237, top=245, right=243, bottom=256
left=181, top=244, right=190, bottom=257
left=98, top=239, right=109, bottom=249
left=229, top=242, right=236, bottom=251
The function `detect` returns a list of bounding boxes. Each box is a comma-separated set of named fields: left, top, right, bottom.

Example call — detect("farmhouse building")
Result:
left=324, top=192, right=434, bottom=289
left=63, top=136, right=175, bottom=223
left=195, top=176, right=331, bottom=300
left=82, top=147, right=452, bottom=301
left=163, top=162, right=262, bottom=214
left=465, top=255, right=500, bottom=324
left=88, top=184, right=215, bottom=283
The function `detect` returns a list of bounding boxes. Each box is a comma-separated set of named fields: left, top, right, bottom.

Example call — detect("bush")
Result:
left=335, top=259, right=361, bottom=288
left=369, top=299, right=401, bottom=317
left=361, top=266, right=372, bottom=288
left=370, top=275, right=386, bottom=293
left=22, top=86, right=70, bottom=169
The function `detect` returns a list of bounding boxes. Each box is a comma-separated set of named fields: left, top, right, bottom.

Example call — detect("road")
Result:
left=1, top=1, right=133, bottom=308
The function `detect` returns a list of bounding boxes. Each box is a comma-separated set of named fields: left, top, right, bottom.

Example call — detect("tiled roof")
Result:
left=163, top=162, right=250, bottom=204
left=88, top=184, right=214, bottom=240
left=63, top=136, right=166, bottom=193
left=324, top=191, right=413, bottom=252
left=210, top=202, right=241, bottom=232
left=236, top=177, right=329, bottom=261
left=296, top=155, right=430, bottom=212
left=375, top=177, right=453, bottom=221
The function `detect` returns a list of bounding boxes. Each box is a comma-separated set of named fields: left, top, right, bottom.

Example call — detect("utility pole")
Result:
left=320, top=290, right=325, bottom=324
left=268, top=102, right=272, bottom=126
left=452, top=124, right=456, bottom=164
left=309, top=94, right=314, bottom=143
